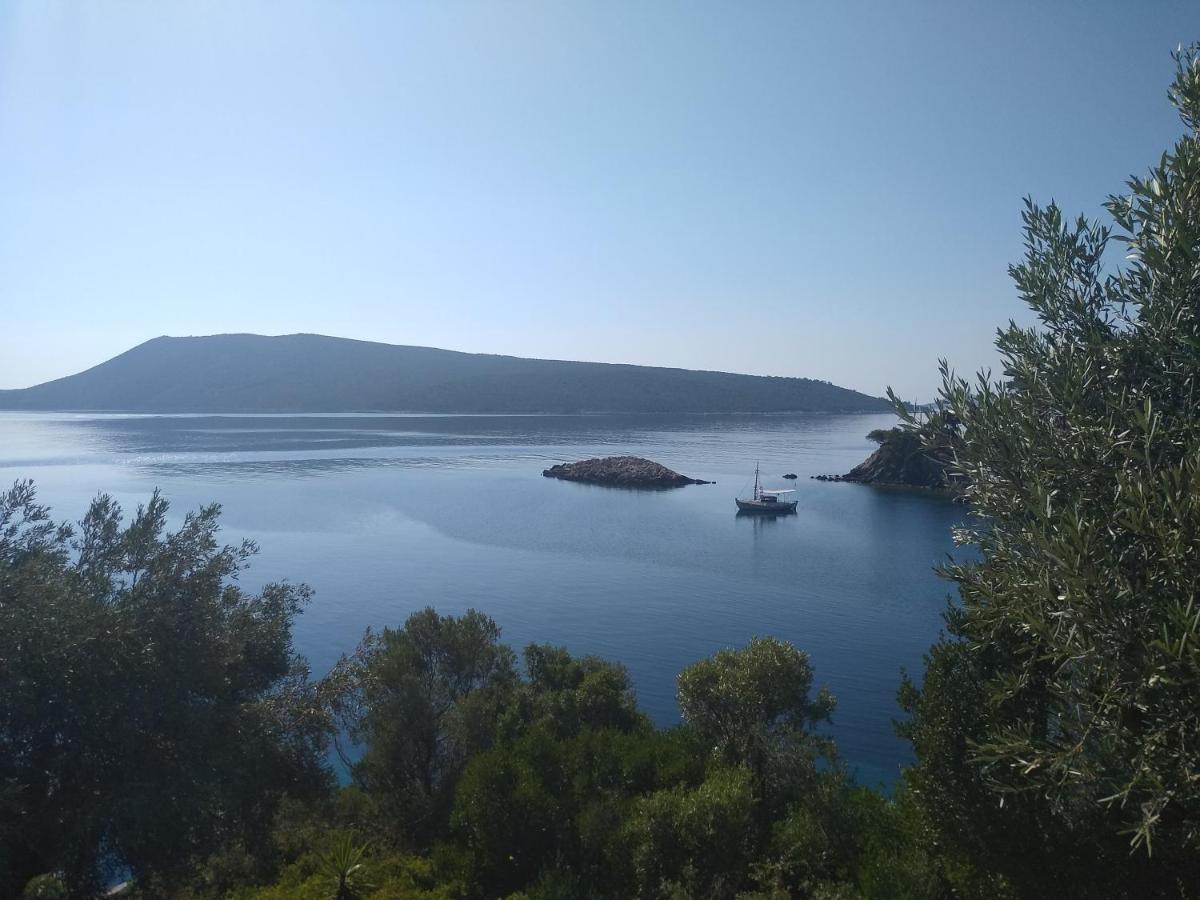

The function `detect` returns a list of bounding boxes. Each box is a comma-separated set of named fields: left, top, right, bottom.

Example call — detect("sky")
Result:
left=1, top=3, right=1197, bottom=400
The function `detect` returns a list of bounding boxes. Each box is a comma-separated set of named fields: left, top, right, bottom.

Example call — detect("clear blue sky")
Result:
left=2, top=2, right=1197, bottom=399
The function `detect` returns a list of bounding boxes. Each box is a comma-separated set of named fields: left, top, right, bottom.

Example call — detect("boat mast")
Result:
left=754, top=462, right=759, bottom=501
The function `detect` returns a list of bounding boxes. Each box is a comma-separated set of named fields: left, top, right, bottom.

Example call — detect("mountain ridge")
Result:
left=0, top=333, right=891, bottom=414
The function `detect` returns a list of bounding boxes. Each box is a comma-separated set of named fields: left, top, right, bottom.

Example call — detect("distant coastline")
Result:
left=0, top=333, right=891, bottom=416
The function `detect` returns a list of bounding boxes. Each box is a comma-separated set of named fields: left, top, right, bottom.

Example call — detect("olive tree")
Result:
left=897, top=45, right=1200, bottom=896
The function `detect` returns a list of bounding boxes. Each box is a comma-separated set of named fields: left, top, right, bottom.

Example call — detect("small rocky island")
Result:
left=543, top=456, right=712, bottom=488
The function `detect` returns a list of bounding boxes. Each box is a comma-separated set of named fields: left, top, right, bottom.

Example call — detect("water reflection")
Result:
left=143, top=454, right=484, bottom=481
left=1, top=411, right=888, bottom=466
left=735, top=510, right=795, bottom=527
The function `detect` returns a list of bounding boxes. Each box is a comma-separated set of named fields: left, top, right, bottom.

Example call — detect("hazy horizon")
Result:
left=3, top=2, right=1198, bottom=398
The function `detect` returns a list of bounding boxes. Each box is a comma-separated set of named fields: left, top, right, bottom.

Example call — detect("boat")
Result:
left=735, top=463, right=798, bottom=514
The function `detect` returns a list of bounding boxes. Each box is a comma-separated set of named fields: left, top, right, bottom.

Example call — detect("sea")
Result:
left=0, top=410, right=966, bottom=787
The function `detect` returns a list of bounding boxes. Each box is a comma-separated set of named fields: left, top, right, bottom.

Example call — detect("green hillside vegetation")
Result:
left=4, top=40, right=1200, bottom=900
left=0, top=335, right=889, bottom=414
left=839, top=426, right=957, bottom=490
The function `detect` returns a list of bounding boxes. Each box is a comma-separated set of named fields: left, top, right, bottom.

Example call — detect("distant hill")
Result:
left=0, top=334, right=891, bottom=414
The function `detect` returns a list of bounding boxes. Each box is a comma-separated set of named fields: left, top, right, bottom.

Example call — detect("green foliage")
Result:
left=0, top=482, right=331, bottom=897
left=447, top=645, right=688, bottom=897
left=237, top=846, right=460, bottom=900
left=440, top=636, right=871, bottom=898
left=451, top=734, right=563, bottom=894
left=333, top=608, right=518, bottom=846
left=513, top=643, right=647, bottom=737
left=894, top=43, right=1200, bottom=896
left=677, top=636, right=835, bottom=797
left=625, top=765, right=757, bottom=899
left=865, top=427, right=897, bottom=444
left=839, top=785, right=951, bottom=900
left=151, top=616, right=960, bottom=899
left=19, top=874, right=68, bottom=900
left=316, top=832, right=372, bottom=900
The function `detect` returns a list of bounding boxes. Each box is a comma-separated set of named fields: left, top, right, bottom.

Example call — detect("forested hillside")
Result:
left=0, top=334, right=889, bottom=414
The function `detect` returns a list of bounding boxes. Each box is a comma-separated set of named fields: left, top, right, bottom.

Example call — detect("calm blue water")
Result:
left=0, top=411, right=963, bottom=787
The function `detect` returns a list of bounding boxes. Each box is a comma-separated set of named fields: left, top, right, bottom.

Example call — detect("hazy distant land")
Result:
left=0, top=333, right=890, bottom=414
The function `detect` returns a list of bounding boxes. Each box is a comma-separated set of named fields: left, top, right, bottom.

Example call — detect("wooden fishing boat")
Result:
left=735, top=463, right=797, bottom=514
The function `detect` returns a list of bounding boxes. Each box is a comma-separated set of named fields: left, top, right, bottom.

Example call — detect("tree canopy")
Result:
left=0, top=482, right=331, bottom=897
left=895, top=42, right=1200, bottom=897
left=333, top=608, right=518, bottom=846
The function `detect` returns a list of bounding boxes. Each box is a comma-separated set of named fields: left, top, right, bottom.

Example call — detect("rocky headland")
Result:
left=543, top=456, right=712, bottom=488
left=812, top=427, right=959, bottom=493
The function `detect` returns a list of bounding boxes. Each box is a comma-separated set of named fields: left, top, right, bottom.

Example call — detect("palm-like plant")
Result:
left=315, top=832, right=372, bottom=900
